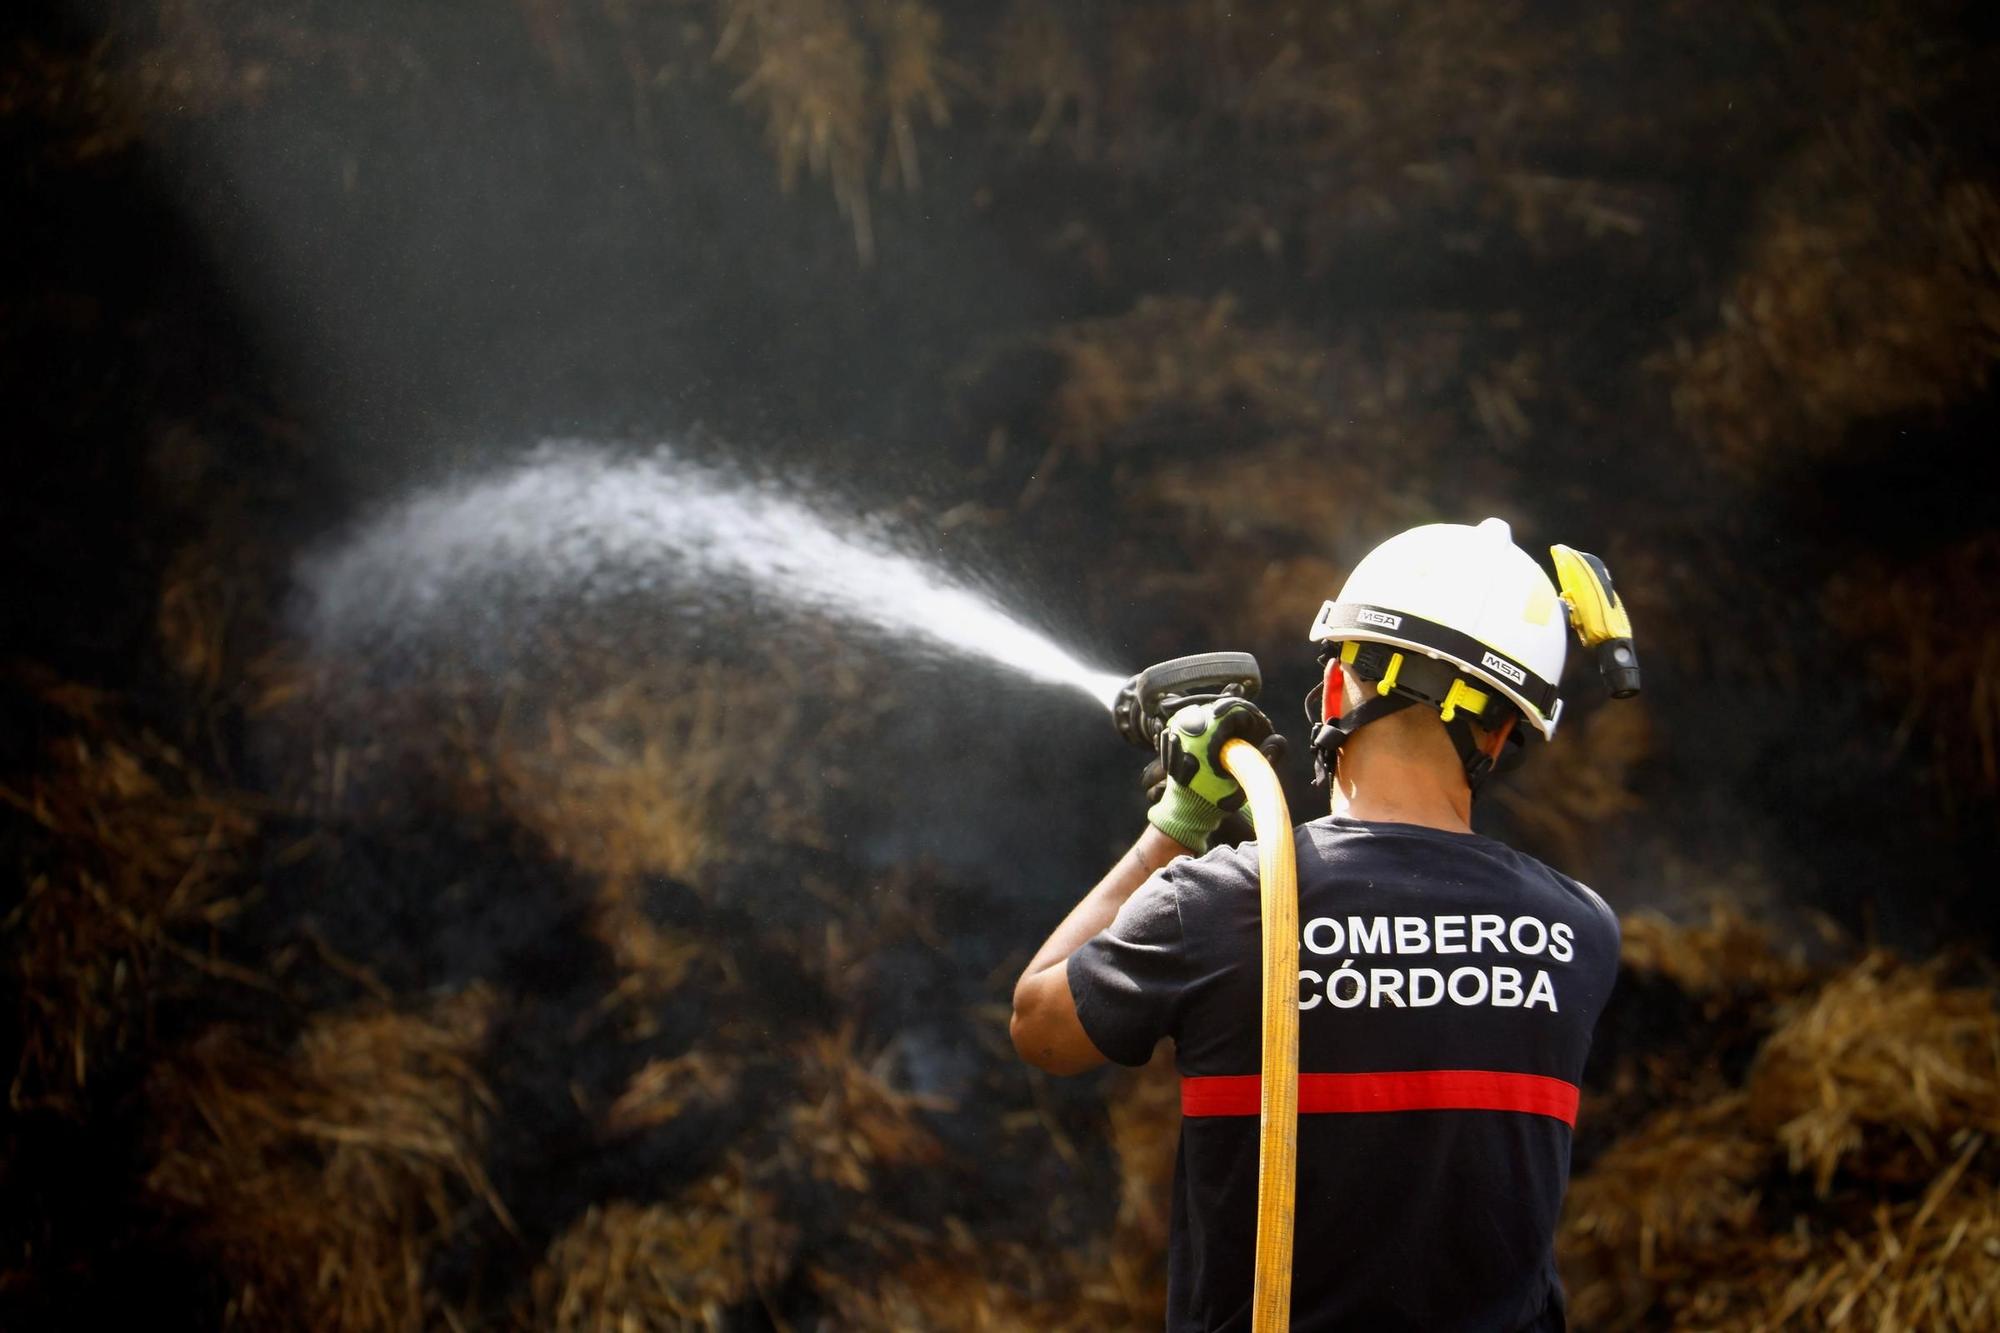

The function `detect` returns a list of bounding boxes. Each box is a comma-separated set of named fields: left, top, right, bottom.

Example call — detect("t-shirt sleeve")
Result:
left=1065, top=870, right=1187, bottom=1067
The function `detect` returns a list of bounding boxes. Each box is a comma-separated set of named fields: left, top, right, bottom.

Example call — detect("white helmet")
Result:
left=1309, top=517, right=1569, bottom=740
left=1304, top=517, right=1585, bottom=797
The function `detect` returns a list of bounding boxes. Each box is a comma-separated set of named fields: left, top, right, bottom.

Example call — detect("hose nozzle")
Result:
left=1111, top=651, right=1263, bottom=748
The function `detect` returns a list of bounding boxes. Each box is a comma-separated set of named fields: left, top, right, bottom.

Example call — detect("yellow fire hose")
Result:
left=1219, top=738, right=1299, bottom=1333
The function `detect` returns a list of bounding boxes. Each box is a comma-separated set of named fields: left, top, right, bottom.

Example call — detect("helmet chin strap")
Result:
left=1444, top=714, right=1515, bottom=797
left=1307, top=651, right=1516, bottom=797
left=1308, top=656, right=1418, bottom=788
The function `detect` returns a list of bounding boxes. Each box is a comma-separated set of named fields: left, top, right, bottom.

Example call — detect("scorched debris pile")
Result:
left=6, top=0, right=1998, bottom=1328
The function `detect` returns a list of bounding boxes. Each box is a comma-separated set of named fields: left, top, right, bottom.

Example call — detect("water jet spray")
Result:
left=300, top=442, right=1129, bottom=705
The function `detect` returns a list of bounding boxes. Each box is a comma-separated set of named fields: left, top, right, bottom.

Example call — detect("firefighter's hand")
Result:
left=1146, top=698, right=1273, bottom=851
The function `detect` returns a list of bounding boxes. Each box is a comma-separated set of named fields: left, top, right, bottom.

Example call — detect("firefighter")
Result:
left=1011, top=518, right=1625, bottom=1331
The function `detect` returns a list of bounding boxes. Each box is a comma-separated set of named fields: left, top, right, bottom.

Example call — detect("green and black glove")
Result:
left=1146, top=696, right=1274, bottom=851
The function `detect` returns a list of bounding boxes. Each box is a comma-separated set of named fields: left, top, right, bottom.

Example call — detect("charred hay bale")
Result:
left=811, top=1253, right=1093, bottom=1331
left=711, top=0, right=956, bottom=259
left=1492, top=703, right=1653, bottom=876
left=1230, top=554, right=1351, bottom=649
left=716, top=0, right=872, bottom=254
left=1035, top=298, right=1509, bottom=490
left=155, top=536, right=312, bottom=718
left=1010, top=296, right=1475, bottom=660
left=144, top=989, right=505, bottom=1332
left=1558, top=1094, right=1769, bottom=1329
left=986, top=0, right=1642, bottom=263
left=1031, top=300, right=1553, bottom=528
left=1747, top=955, right=2000, bottom=1194
left=1728, top=1142, right=2000, bottom=1332
left=786, top=863, right=958, bottom=1010
left=520, top=1158, right=796, bottom=1332
left=990, top=0, right=1090, bottom=151
left=1617, top=905, right=1814, bottom=1012
left=794, top=1034, right=1177, bottom=1332
left=1136, top=440, right=1434, bottom=581
left=2, top=681, right=259, bottom=1112
left=1576, top=906, right=1812, bottom=1153
left=1823, top=534, right=2000, bottom=800
left=481, top=668, right=811, bottom=998
left=285, top=654, right=865, bottom=1000
left=477, top=664, right=821, bottom=887
left=1042, top=296, right=1331, bottom=468
left=600, top=1049, right=743, bottom=1140
left=1668, top=119, right=2000, bottom=476
left=156, top=542, right=239, bottom=697
left=2, top=0, right=281, bottom=161
left=809, top=1221, right=1145, bottom=1332
left=783, top=1024, right=949, bottom=1191
left=1563, top=941, right=2000, bottom=1331
left=1102, top=1054, right=1180, bottom=1326
left=1567, top=1144, right=2000, bottom=1332
left=1624, top=1139, right=2000, bottom=1333
left=532, top=1016, right=1121, bottom=1330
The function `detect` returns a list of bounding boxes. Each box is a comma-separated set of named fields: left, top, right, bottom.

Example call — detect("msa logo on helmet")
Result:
left=1481, top=651, right=1527, bottom=686
left=1356, top=609, right=1403, bottom=630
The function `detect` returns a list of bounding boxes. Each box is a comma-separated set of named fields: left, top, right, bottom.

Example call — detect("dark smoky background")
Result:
left=4, top=2, right=1997, bottom=1329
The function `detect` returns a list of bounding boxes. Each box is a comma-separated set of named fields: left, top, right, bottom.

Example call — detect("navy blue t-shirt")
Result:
left=1068, top=816, right=1621, bottom=1332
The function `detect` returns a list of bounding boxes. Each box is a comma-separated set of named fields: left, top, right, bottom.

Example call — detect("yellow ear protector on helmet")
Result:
left=1550, top=544, right=1641, bottom=699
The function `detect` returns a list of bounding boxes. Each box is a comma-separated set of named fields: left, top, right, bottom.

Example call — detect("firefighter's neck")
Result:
left=1330, top=712, right=1474, bottom=834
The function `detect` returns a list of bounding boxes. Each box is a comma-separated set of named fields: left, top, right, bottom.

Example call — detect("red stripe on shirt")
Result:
left=1180, top=1070, right=1579, bottom=1126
